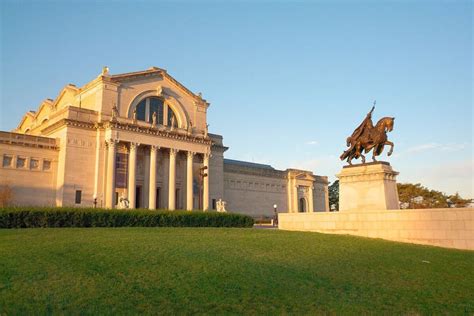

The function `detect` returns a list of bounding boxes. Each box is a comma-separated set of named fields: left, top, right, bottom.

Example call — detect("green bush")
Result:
left=0, top=207, right=254, bottom=228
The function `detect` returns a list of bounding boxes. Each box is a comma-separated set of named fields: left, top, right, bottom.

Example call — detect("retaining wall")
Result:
left=278, top=208, right=474, bottom=250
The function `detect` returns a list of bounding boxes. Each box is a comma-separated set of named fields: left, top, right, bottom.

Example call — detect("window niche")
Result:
left=2, top=155, right=13, bottom=168
left=30, top=158, right=40, bottom=170
left=16, top=157, right=26, bottom=169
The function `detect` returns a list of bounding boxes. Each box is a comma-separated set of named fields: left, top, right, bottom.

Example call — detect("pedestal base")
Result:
left=337, top=162, right=399, bottom=212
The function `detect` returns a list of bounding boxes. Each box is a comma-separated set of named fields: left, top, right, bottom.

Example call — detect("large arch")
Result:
left=127, top=89, right=189, bottom=129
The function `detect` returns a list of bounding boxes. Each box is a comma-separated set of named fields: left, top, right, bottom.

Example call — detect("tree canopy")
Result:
left=397, top=183, right=471, bottom=209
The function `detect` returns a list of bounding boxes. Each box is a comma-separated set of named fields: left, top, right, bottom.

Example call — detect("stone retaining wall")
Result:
left=278, top=208, right=474, bottom=250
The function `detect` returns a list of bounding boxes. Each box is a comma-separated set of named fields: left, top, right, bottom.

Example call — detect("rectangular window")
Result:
left=43, top=160, right=51, bottom=171
left=212, top=199, right=217, bottom=210
left=75, top=190, right=82, bottom=204
left=2, top=155, right=12, bottom=168
left=16, top=157, right=26, bottom=169
left=115, top=192, right=119, bottom=206
left=30, top=158, right=39, bottom=170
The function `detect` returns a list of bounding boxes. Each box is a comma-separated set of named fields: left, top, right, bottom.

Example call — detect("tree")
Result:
left=397, top=183, right=471, bottom=209
left=328, top=180, right=339, bottom=211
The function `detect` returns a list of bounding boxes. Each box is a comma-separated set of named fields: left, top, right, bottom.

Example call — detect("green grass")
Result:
left=0, top=228, right=473, bottom=314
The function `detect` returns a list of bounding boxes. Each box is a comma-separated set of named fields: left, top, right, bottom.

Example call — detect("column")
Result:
left=149, top=145, right=159, bottom=210
left=293, top=180, right=298, bottom=212
left=287, top=177, right=293, bottom=212
left=308, top=186, right=314, bottom=213
left=168, top=148, right=178, bottom=210
left=203, top=153, right=210, bottom=211
left=186, top=151, right=194, bottom=211
left=128, top=142, right=138, bottom=209
left=105, top=139, right=117, bottom=208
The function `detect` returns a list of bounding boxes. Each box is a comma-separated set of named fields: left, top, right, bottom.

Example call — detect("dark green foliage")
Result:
left=0, top=207, right=254, bottom=228
left=328, top=180, right=339, bottom=211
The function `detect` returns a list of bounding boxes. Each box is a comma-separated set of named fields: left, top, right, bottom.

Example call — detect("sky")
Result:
left=1, top=0, right=472, bottom=197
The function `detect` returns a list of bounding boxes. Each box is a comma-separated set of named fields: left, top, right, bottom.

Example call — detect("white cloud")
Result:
left=405, top=142, right=467, bottom=153
left=392, top=142, right=469, bottom=158
left=305, top=140, right=319, bottom=146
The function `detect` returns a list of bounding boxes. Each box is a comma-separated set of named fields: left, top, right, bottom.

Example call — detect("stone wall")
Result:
left=0, top=134, right=59, bottom=206
left=278, top=208, right=474, bottom=250
left=223, top=160, right=288, bottom=217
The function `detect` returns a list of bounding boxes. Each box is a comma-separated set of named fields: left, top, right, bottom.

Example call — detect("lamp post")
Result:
left=273, top=204, right=278, bottom=227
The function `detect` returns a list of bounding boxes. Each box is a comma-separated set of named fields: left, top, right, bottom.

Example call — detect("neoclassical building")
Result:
left=0, top=67, right=329, bottom=217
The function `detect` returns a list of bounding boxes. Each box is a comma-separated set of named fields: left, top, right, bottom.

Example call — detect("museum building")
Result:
left=0, top=67, right=329, bottom=217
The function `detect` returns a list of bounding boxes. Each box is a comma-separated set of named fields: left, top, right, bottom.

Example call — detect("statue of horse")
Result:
left=340, top=114, right=395, bottom=165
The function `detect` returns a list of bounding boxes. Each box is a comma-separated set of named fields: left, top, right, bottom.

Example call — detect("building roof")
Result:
left=224, top=159, right=275, bottom=170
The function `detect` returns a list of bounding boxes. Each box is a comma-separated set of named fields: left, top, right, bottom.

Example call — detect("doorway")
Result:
left=135, top=186, right=142, bottom=209
left=156, top=187, right=161, bottom=209
left=299, top=198, right=306, bottom=213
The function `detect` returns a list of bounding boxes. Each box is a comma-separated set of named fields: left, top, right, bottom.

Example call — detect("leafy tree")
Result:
left=397, top=183, right=471, bottom=209
left=328, top=180, right=339, bottom=211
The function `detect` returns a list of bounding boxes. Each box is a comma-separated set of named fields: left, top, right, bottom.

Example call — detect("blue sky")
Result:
left=1, top=1, right=472, bottom=197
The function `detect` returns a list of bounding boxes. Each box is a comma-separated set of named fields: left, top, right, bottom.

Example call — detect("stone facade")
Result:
left=0, top=67, right=329, bottom=216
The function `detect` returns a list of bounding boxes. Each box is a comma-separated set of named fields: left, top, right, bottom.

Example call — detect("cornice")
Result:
left=103, top=121, right=213, bottom=146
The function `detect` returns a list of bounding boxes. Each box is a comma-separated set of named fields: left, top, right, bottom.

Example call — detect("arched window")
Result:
left=134, top=97, right=178, bottom=127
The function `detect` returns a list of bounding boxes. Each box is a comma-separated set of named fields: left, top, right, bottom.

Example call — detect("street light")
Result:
left=273, top=204, right=278, bottom=227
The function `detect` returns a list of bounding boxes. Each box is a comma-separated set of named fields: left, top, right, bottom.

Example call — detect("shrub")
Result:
left=0, top=207, right=254, bottom=229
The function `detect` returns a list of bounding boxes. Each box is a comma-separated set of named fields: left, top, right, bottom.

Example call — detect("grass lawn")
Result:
left=0, top=228, right=473, bottom=314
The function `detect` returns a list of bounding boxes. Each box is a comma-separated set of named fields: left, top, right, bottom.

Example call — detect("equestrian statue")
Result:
left=340, top=104, right=395, bottom=165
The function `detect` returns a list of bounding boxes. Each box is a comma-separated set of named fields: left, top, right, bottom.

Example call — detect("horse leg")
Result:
left=356, top=144, right=365, bottom=163
left=372, top=149, right=378, bottom=162
left=386, top=141, right=394, bottom=156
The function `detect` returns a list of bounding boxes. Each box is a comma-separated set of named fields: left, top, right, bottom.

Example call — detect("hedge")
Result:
left=0, top=207, right=254, bottom=228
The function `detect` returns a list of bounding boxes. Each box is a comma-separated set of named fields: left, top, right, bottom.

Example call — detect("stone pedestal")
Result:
left=337, top=162, right=399, bottom=212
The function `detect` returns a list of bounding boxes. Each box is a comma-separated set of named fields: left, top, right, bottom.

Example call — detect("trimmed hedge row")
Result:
left=0, top=207, right=254, bottom=228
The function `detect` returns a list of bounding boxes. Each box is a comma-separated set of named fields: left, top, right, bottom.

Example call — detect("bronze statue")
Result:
left=340, top=105, right=395, bottom=165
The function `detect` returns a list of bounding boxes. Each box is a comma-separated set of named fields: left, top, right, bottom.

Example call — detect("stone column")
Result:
left=186, top=151, right=194, bottom=211
left=168, top=149, right=178, bottom=210
left=105, top=139, right=117, bottom=208
left=287, top=177, right=293, bottom=212
left=308, top=186, right=314, bottom=213
left=128, top=142, right=139, bottom=209
left=149, top=145, right=159, bottom=210
left=203, top=153, right=210, bottom=211
left=293, top=180, right=298, bottom=212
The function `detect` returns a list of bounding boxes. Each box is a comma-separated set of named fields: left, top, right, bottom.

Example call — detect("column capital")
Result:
left=170, top=148, right=179, bottom=156
left=129, top=142, right=140, bottom=150
left=187, top=151, right=195, bottom=158
left=150, top=145, right=160, bottom=152
left=106, top=139, right=119, bottom=147
left=203, top=152, right=212, bottom=160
